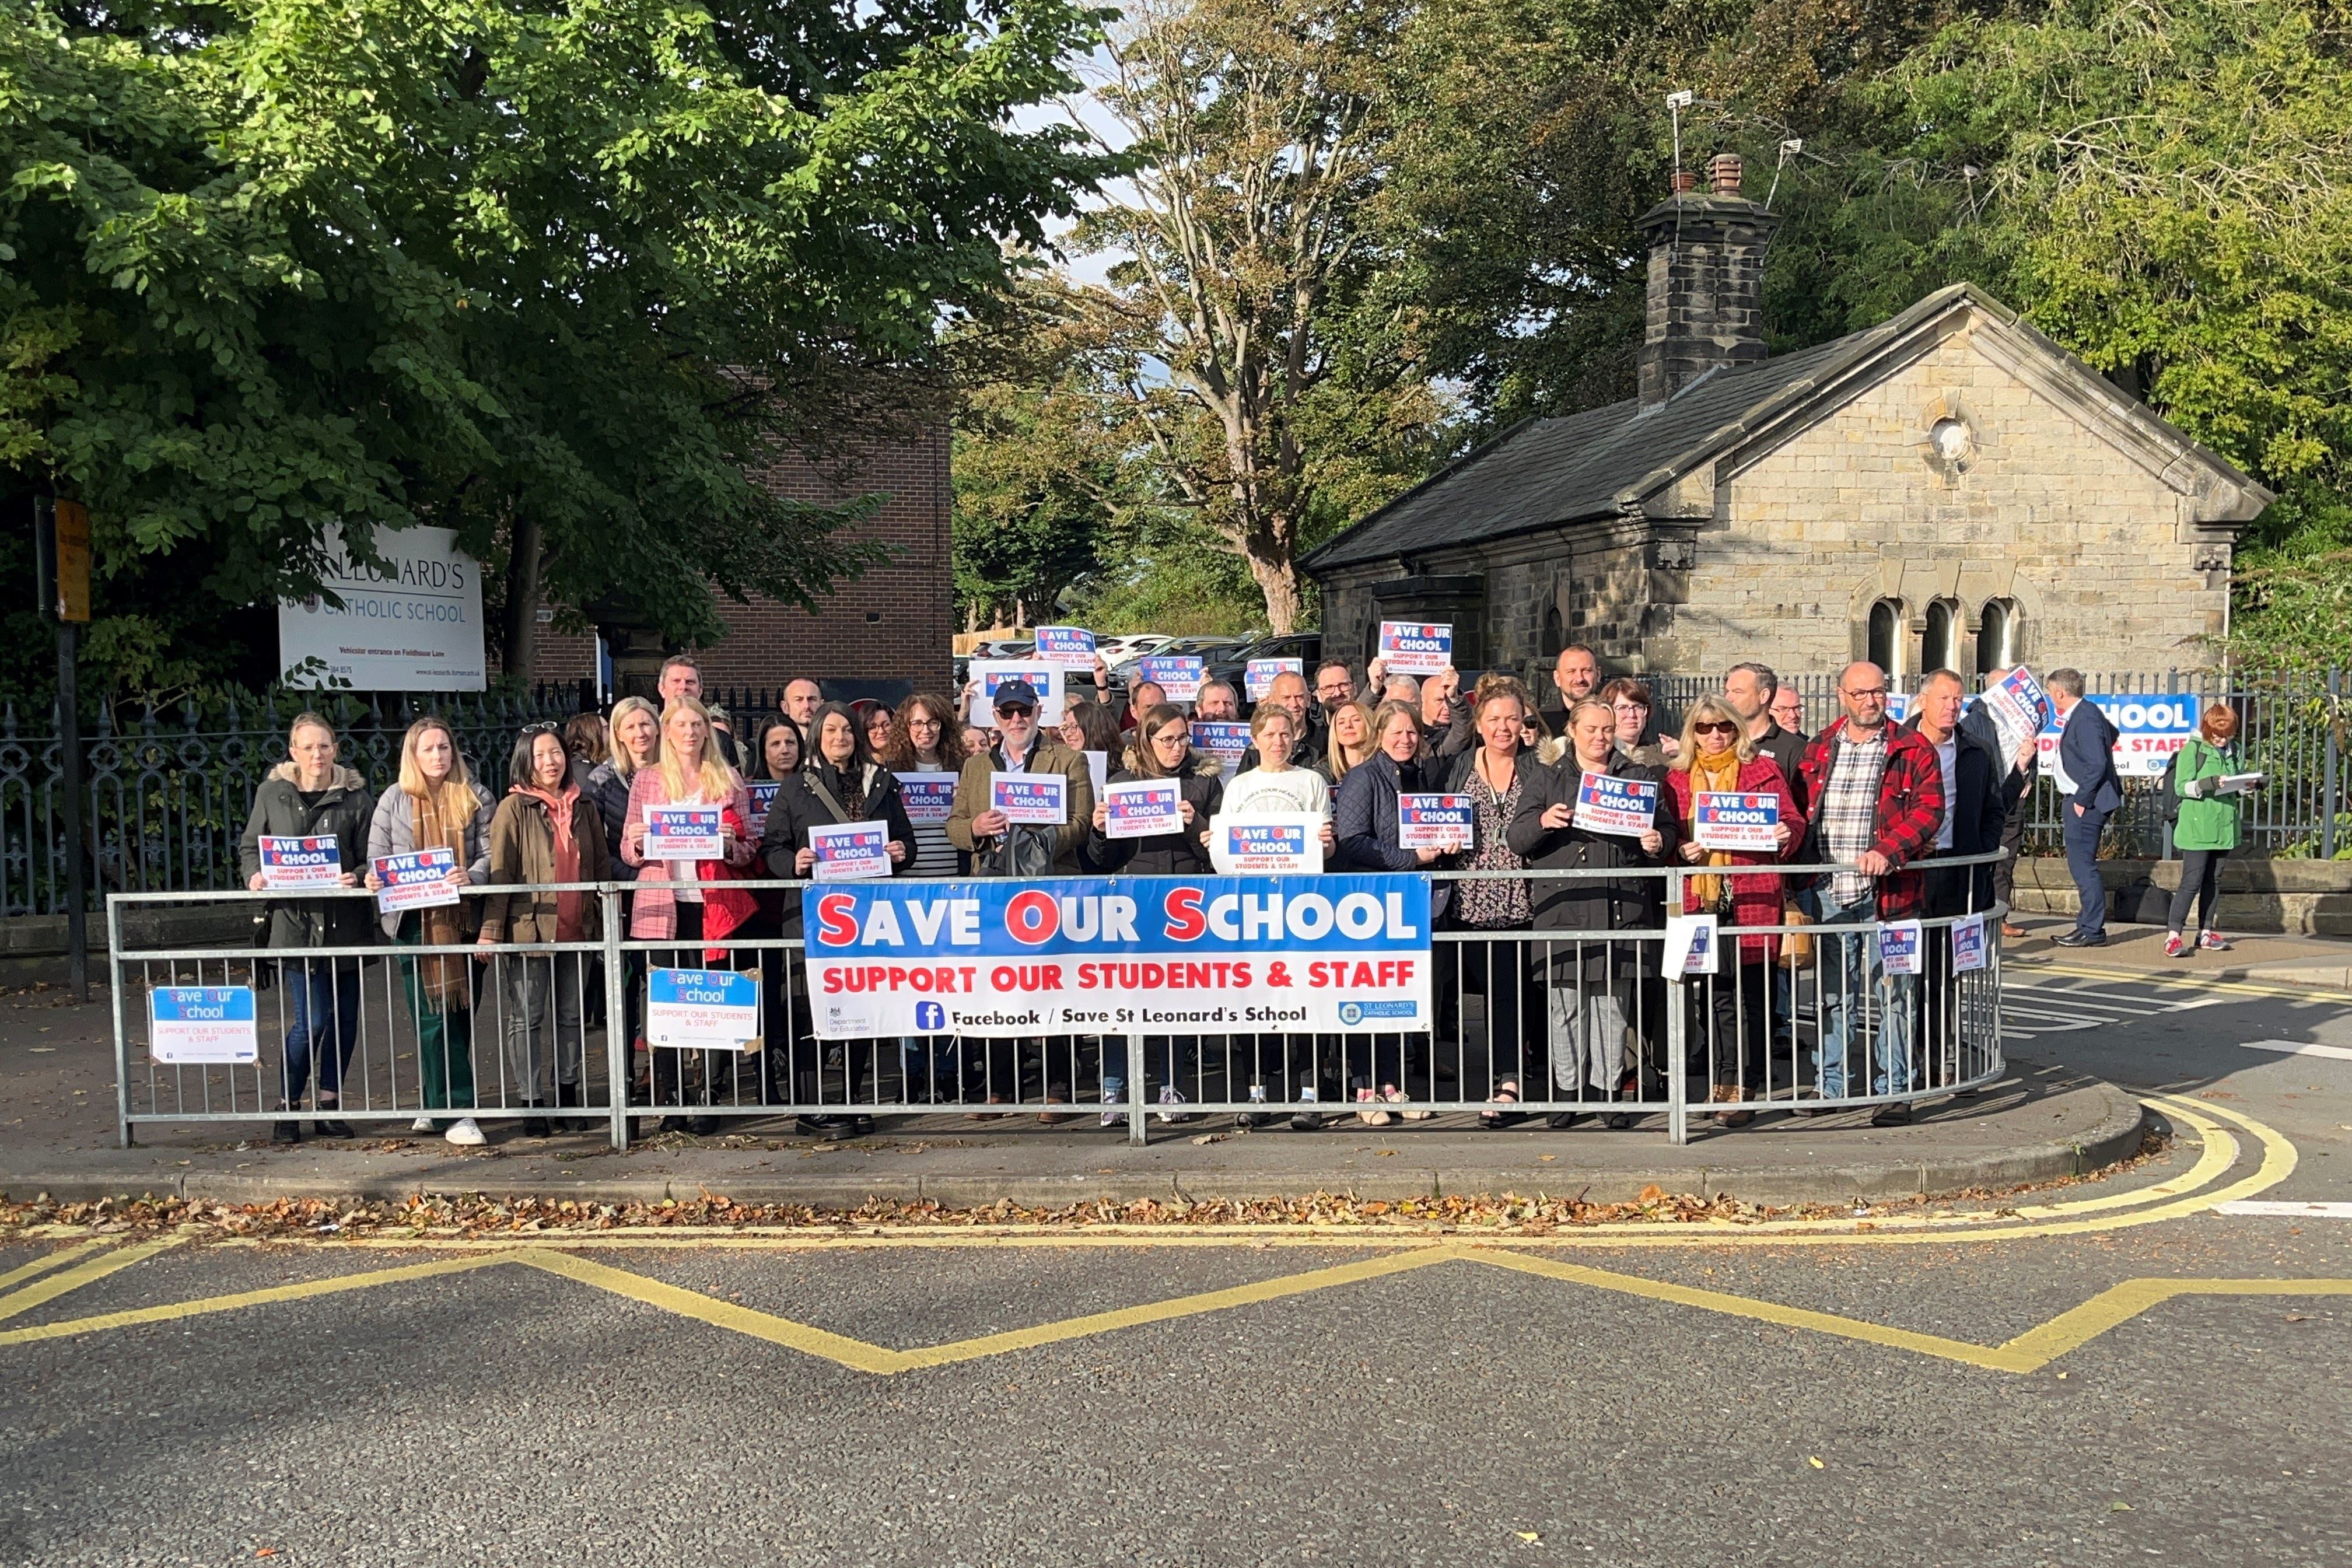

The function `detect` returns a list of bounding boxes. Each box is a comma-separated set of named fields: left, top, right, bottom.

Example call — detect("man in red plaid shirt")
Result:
left=1798, top=662, right=1947, bottom=1122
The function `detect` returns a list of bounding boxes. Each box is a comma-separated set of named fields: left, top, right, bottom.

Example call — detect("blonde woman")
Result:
left=365, top=718, right=495, bottom=1147
left=619, top=696, right=752, bottom=1132
left=586, top=698, right=659, bottom=879
left=1317, top=700, right=1377, bottom=786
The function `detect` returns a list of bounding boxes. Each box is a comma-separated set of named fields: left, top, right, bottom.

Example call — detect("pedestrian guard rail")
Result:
left=108, top=851, right=2007, bottom=1152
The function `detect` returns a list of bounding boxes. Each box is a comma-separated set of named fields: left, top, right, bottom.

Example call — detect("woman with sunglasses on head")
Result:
left=365, top=717, right=496, bottom=1146
left=619, top=696, right=753, bottom=1136
left=1664, top=695, right=1798, bottom=1125
left=762, top=701, right=914, bottom=1136
left=1083, top=702, right=1224, bottom=1125
left=478, top=722, right=612, bottom=1138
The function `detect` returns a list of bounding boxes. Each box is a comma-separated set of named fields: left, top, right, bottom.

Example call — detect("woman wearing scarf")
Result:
left=365, top=718, right=495, bottom=1147
left=761, top=701, right=914, bottom=1136
left=480, top=723, right=611, bottom=1138
left=1664, top=694, right=1798, bottom=1125
left=1434, top=682, right=1543, bottom=1128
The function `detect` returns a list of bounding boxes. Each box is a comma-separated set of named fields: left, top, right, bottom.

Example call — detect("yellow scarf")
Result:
left=1687, top=749, right=1743, bottom=907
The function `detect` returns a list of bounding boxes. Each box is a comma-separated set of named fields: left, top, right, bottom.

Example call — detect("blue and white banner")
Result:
left=991, top=772, right=1068, bottom=825
left=1032, top=625, right=1096, bottom=670
left=802, top=874, right=1433, bottom=1038
left=150, top=986, right=258, bottom=1064
left=1378, top=621, right=1451, bottom=676
left=1189, top=720, right=1252, bottom=777
left=746, top=780, right=780, bottom=840
left=258, top=835, right=342, bottom=890
left=2036, top=694, right=2202, bottom=777
left=1103, top=779, right=1184, bottom=839
left=647, top=968, right=761, bottom=1051
left=897, top=774, right=958, bottom=825
left=1572, top=772, right=1659, bottom=836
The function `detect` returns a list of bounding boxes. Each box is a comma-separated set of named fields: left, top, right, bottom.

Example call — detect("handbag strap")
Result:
left=801, top=772, right=853, bottom=825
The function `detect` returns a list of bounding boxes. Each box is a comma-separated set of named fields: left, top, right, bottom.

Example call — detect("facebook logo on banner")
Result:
left=914, top=1000, right=947, bottom=1032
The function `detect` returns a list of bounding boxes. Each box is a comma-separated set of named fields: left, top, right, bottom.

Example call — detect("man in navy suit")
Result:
left=2048, top=668, right=2123, bottom=947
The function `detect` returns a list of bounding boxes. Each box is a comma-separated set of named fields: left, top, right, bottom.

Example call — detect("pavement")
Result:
left=3, top=915, right=2347, bottom=1565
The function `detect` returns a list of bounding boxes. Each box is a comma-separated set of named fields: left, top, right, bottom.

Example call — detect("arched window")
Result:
left=1364, top=617, right=1381, bottom=667
left=1542, top=603, right=1565, bottom=660
left=1977, top=598, right=2018, bottom=674
left=1923, top=598, right=1962, bottom=674
left=1867, top=598, right=1905, bottom=681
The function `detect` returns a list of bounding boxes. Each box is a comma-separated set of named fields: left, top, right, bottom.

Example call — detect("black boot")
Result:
left=272, top=1119, right=303, bottom=1144
left=556, top=1081, right=586, bottom=1133
left=519, top=1102, right=553, bottom=1138
left=312, top=1102, right=354, bottom=1139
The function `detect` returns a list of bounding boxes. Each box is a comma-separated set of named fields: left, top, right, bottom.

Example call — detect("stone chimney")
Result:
left=1636, top=152, right=1780, bottom=408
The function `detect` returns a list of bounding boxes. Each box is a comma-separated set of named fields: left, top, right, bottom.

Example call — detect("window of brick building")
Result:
left=1867, top=598, right=1905, bottom=681
left=1977, top=598, right=2018, bottom=674
left=1923, top=598, right=1962, bottom=674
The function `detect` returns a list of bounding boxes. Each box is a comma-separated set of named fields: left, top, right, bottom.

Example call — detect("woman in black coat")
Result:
left=1504, top=698, right=1678, bottom=1128
left=758, top=701, right=914, bottom=1135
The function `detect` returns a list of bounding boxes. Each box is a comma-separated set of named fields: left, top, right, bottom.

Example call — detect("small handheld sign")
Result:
left=646, top=968, right=761, bottom=1052
left=372, top=847, right=460, bottom=914
left=746, top=781, right=780, bottom=841
left=895, top=774, right=958, bottom=825
left=809, top=820, right=893, bottom=881
left=258, top=835, right=343, bottom=890
left=1135, top=655, right=1206, bottom=704
left=1878, top=920, right=1924, bottom=975
left=966, top=662, right=1066, bottom=726
left=1950, top=914, right=1989, bottom=974
left=1244, top=657, right=1301, bottom=700
left=1662, top=914, right=1720, bottom=977
left=1189, top=720, right=1253, bottom=778
left=1102, top=779, right=1184, bottom=839
left=1208, top=813, right=1324, bottom=875
left=1032, top=626, right=1097, bottom=670
left=1572, top=772, right=1661, bottom=836
left=1397, top=793, right=1474, bottom=850
left=643, top=804, right=724, bottom=861
left=1692, top=791, right=1779, bottom=852
left=1378, top=621, right=1452, bottom=676
left=991, top=772, right=1068, bottom=826
left=149, top=986, right=258, bottom=1064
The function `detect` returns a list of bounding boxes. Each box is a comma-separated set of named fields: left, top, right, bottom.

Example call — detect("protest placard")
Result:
left=1135, top=655, right=1205, bottom=703
left=646, top=968, right=761, bottom=1051
left=1244, top=658, right=1301, bottom=699
left=643, top=804, right=723, bottom=861
left=149, top=986, right=258, bottom=1064
left=1032, top=626, right=1096, bottom=670
left=896, top=774, right=958, bottom=825
left=1397, top=793, right=1474, bottom=850
left=1572, top=772, right=1661, bottom=836
left=372, top=847, right=460, bottom=913
left=810, top=820, right=894, bottom=881
left=1378, top=621, right=1452, bottom=676
left=1208, top=814, right=1324, bottom=875
left=1103, top=779, right=1184, bottom=839
left=1189, top=720, right=1252, bottom=778
left=1693, top=791, right=1780, bottom=852
left=965, top=662, right=1066, bottom=726
left=991, top=773, right=1068, bottom=825
left=258, top=835, right=343, bottom=890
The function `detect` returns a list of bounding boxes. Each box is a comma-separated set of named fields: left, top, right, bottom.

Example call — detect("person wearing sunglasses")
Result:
left=1665, top=696, right=1799, bottom=1125
left=1796, top=662, right=1946, bottom=1124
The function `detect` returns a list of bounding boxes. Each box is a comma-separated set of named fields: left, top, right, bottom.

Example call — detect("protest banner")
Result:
left=1692, top=791, right=1780, bottom=852
left=1879, top=920, right=1924, bottom=975
left=1208, top=814, right=1324, bottom=875
left=149, top=986, right=258, bottom=1064
left=897, top=774, right=958, bottom=825
left=646, top=968, right=761, bottom=1051
left=1189, top=720, right=1252, bottom=778
left=810, top=820, right=894, bottom=881
left=372, top=847, right=460, bottom=914
left=1103, top=779, right=1185, bottom=839
left=802, top=873, right=1432, bottom=1038
left=643, top=804, right=723, bottom=861
left=1135, top=655, right=1205, bottom=703
left=258, top=835, right=343, bottom=890
left=991, top=773, right=1068, bottom=825
left=965, top=662, right=1066, bottom=726
left=1378, top=621, right=1452, bottom=676
left=1032, top=626, right=1096, bottom=670
left=1244, top=658, right=1301, bottom=699
left=1397, top=794, right=1474, bottom=850
left=1572, top=773, right=1661, bottom=836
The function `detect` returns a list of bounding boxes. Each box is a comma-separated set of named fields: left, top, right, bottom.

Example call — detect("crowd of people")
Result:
left=235, top=643, right=2246, bottom=1144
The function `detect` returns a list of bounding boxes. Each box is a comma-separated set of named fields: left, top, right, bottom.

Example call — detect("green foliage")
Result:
left=1, top=0, right=1114, bottom=697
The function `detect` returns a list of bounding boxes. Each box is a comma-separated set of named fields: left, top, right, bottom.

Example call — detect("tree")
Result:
left=1, top=0, right=1114, bottom=700
left=1074, top=0, right=1446, bottom=632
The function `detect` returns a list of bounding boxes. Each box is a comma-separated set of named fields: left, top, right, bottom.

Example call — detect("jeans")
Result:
left=281, top=958, right=362, bottom=1107
left=2167, top=848, right=2227, bottom=935
left=1817, top=891, right=1913, bottom=1099
left=2063, top=807, right=2110, bottom=936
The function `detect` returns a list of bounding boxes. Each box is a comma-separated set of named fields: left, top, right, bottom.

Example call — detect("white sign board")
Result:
left=279, top=524, right=486, bottom=691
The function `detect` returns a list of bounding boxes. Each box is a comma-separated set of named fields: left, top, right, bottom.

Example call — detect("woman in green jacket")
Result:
left=2166, top=704, right=2249, bottom=958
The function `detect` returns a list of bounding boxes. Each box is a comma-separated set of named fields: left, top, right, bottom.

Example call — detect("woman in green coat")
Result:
left=2166, top=704, right=2249, bottom=958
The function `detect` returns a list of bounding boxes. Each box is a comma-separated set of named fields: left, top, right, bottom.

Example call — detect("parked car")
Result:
left=1206, top=632, right=1323, bottom=704
left=1098, top=634, right=1172, bottom=670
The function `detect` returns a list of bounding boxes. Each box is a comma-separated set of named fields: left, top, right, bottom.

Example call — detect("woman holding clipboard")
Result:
left=1505, top=699, right=1677, bottom=1129
left=1662, top=695, right=1798, bottom=1125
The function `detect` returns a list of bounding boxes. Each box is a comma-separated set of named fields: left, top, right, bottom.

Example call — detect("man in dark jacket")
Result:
left=1908, top=668, right=2016, bottom=1087
left=1798, top=663, right=1946, bottom=1119
left=1726, top=662, right=1810, bottom=818
left=1236, top=669, right=1327, bottom=773
left=2049, top=667, right=2123, bottom=947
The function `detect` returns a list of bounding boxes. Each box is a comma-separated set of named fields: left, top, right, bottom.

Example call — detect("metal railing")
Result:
left=108, top=854, right=2007, bottom=1152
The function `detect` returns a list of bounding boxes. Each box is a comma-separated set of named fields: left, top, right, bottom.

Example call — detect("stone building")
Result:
left=1303, top=154, right=2273, bottom=686
left=531, top=423, right=953, bottom=704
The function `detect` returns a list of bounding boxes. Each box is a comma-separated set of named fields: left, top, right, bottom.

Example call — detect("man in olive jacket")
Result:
left=946, top=681, right=1094, bottom=877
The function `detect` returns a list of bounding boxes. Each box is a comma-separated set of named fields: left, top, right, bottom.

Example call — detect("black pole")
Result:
left=58, top=621, right=87, bottom=1000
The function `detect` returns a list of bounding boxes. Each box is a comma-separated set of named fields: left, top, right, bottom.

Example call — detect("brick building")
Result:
left=532, top=423, right=954, bottom=704
left=1303, top=154, right=2272, bottom=687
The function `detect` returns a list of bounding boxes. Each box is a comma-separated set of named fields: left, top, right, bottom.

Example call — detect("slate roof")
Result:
left=1301, top=282, right=2270, bottom=576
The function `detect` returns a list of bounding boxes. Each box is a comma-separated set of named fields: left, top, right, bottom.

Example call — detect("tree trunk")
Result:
left=1245, top=544, right=1303, bottom=634
left=502, top=514, right=543, bottom=681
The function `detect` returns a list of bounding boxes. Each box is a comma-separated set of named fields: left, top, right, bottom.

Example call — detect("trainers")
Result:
left=410, top=1116, right=436, bottom=1133
left=1156, top=1084, right=1194, bottom=1124
left=444, top=1117, right=485, bottom=1147
left=2163, top=932, right=2189, bottom=959
left=1101, top=1084, right=1124, bottom=1128
left=1290, top=1084, right=1322, bottom=1132
left=2199, top=930, right=2232, bottom=952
